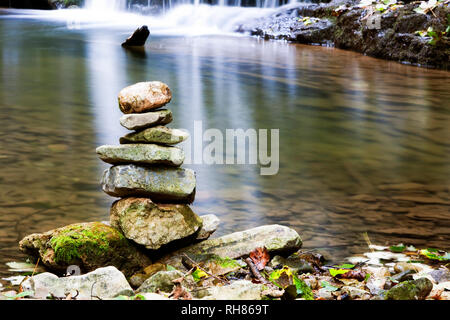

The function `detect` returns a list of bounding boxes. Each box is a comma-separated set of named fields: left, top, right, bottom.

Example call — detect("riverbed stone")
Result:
left=119, top=109, right=172, bottom=130
left=101, top=164, right=196, bottom=203
left=385, top=278, right=433, bottom=300
left=110, top=197, right=203, bottom=250
left=136, top=270, right=184, bottom=293
left=21, top=266, right=133, bottom=300
left=96, top=144, right=184, bottom=166
left=119, top=126, right=189, bottom=145
left=196, top=214, right=220, bottom=240
left=118, top=81, right=172, bottom=114
left=200, top=280, right=265, bottom=300
left=158, top=225, right=302, bottom=269
left=19, top=222, right=151, bottom=277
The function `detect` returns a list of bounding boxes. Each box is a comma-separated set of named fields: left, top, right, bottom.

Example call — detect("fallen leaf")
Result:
left=249, top=247, right=270, bottom=271
left=169, top=283, right=192, bottom=300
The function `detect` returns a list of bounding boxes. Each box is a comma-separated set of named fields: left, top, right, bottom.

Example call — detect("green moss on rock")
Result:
left=19, top=222, right=151, bottom=277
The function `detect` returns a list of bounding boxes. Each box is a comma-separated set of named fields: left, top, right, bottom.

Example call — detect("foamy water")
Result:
left=1, top=4, right=277, bottom=36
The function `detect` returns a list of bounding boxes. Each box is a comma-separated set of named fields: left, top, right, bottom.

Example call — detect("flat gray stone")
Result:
left=120, top=109, right=172, bottom=130
left=101, top=164, right=196, bottom=203
left=96, top=144, right=184, bottom=167
left=158, top=224, right=302, bottom=269
left=21, top=266, right=133, bottom=300
left=120, top=126, right=189, bottom=145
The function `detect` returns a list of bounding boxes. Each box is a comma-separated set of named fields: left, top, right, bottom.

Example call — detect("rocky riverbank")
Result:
left=2, top=238, right=449, bottom=300
left=238, top=0, right=450, bottom=69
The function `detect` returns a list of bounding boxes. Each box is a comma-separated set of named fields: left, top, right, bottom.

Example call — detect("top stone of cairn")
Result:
left=118, top=81, right=172, bottom=114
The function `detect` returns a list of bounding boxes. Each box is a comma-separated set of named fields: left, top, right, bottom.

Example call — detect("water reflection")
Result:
left=0, top=17, right=449, bottom=278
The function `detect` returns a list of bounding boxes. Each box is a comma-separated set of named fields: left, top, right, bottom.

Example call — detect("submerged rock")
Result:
left=385, top=278, right=433, bottom=300
left=118, top=81, right=172, bottom=114
left=158, top=224, right=302, bottom=268
left=96, top=144, right=184, bottom=167
left=19, top=222, right=150, bottom=277
left=21, top=266, right=133, bottom=300
left=120, top=109, right=172, bottom=130
left=119, top=126, right=189, bottom=145
left=121, top=25, right=150, bottom=47
left=110, top=197, right=203, bottom=250
left=101, top=164, right=196, bottom=203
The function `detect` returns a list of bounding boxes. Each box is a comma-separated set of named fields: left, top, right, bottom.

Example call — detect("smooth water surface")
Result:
left=0, top=11, right=449, bottom=277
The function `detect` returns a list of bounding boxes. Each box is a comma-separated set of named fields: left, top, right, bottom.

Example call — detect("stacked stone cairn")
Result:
left=97, top=81, right=217, bottom=252
left=18, top=81, right=302, bottom=297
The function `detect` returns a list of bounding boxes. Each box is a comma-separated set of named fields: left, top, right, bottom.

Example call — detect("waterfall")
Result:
left=83, top=0, right=296, bottom=11
left=85, top=0, right=127, bottom=11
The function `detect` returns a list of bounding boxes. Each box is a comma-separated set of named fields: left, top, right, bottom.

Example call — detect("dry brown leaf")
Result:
left=249, top=247, right=270, bottom=271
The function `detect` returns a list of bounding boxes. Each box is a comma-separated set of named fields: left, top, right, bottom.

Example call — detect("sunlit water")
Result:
left=0, top=9, right=449, bottom=278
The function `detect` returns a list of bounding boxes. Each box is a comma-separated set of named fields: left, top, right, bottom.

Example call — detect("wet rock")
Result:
left=430, top=268, right=450, bottom=284
left=121, top=25, right=150, bottom=47
left=341, top=286, right=371, bottom=300
left=201, top=280, right=265, bottom=300
left=391, top=270, right=416, bottom=283
left=96, top=144, right=184, bottom=167
left=159, top=225, right=302, bottom=269
left=118, top=81, right=172, bottom=114
left=19, top=222, right=151, bottom=277
left=139, top=292, right=170, bottom=300
left=136, top=270, right=184, bottom=293
left=238, top=2, right=450, bottom=69
left=21, top=266, right=133, bottom=300
left=101, top=164, right=196, bottom=203
left=385, top=278, right=433, bottom=300
left=316, top=288, right=334, bottom=300
left=196, top=214, right=220, bottom=240
left=120, top=109, right=172, bottom=130
left=270, top=255, right=314, bottom=274
left=110, top=197, right=202, bottom=250
left=120, top=126, right=189, bottom=145
left=394, top=262, right=421, bottom=273
left=129, top=263, right=167, bottom=288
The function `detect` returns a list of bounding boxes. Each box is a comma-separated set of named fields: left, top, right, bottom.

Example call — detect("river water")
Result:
left=0, top=8, right=449, bottom=278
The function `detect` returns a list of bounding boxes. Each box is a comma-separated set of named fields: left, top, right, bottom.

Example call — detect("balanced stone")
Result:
left=158, top=225, right=302, bottom=269
left=120, top=109, right=172, bottom=131
left=120, top=126, right=189, bottom=145
left=110, top=197, right=203, bottom=250
left=19, top=222, right=151, bottom=277
left=118, top=81, right=172, bottom=114
left=96, top=144, right=184, bottom=167
left=101, top=164, right=196, bottom=203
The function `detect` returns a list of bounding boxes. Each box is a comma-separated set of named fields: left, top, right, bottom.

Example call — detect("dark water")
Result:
left=0, top=12, right=449, bottom=278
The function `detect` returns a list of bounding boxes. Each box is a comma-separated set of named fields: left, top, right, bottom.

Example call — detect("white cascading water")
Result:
left=11, top=0, right=301, bottom=36
left=84, top=0, right=127, bottom=11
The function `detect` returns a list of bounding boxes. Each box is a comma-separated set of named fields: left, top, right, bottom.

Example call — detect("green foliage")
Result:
left=419, top=248, right=450, bottom=261
left=415, top=26, right=448, bottom=45
left=192, top=267, right=208, bottom=282
left=389, top=244, right=406, bottom=253
left=329, top=268, right=351, bottom=277
left=6, top=291, right=33, bottom=300
left=269, top=266, right=314, bottom=300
